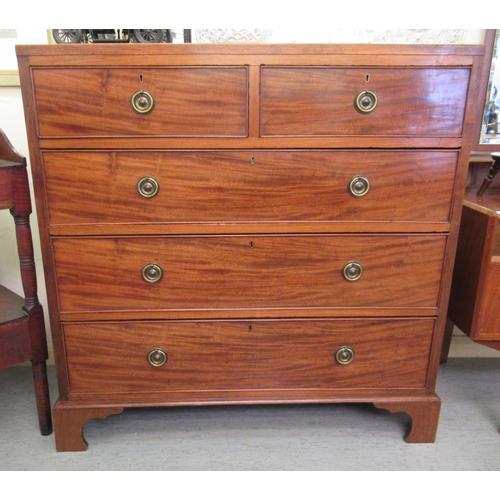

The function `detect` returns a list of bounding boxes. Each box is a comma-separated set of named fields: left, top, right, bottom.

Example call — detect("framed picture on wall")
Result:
left=0, top=29, right=50, bottom=86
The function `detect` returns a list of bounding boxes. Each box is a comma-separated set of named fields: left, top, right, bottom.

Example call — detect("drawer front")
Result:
left=53, top=235, right=447, bottom=313
left=43, top=150, right=457, bottom=225
left=32, top=67, right=248, bottom=137
left=261, top=67, right=469, bottom=137
left=64, top=319, right=434, bottom=394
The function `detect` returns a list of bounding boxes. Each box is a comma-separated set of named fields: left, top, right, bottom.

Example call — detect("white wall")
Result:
left=0, top=30, right=488, bottom=362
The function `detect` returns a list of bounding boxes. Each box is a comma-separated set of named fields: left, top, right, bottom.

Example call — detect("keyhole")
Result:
left=139, top=74, right=144, bottom=83
left=248, top=325, right=253, bottom=332
left=365, top=74, right=370, bottom=82
left=250, top=241, right=254, bottom=248
left=250, top=156, right=256, bottom=165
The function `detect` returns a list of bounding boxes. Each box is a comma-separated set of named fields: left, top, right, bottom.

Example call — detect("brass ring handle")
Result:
left=343, top=261, right=363, bottom=281
left=148, top=348, right=168, bottom=367
left=131, top=90, right=155, bottom=114
left=137, top=176, right=160, bottom=198
left=335, top=346, right=355, bottom=365
left=354, top=90, right=378, bottom=114
left=142, top=263, right=163, bottom=283
left=349, top=175, right=370, bottom=197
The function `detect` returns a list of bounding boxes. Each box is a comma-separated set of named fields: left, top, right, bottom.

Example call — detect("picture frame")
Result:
left=0, top=29, right=51, bottom=86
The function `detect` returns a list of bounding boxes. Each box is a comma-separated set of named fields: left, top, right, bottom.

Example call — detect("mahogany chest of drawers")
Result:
left=17, top=43, right=484, bottom=451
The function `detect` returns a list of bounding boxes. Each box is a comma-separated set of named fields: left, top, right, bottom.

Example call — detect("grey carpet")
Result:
left=1, top=358, right=499, bottom=470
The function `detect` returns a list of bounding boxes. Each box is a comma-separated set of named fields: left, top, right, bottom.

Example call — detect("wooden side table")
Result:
left=0, top=129, right=52, bottom=436
left=443, top=188, right=500, bottom=357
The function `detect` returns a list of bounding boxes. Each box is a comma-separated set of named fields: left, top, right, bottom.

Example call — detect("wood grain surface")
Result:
left=261, top=67, right=469, bottom=137
left=479, top=265, right=500, bottom=336
left=63, top=319, right=434, bottom=394
left=52, top=234, right=447, bottom=313
left=448, top=191, right=500, bottom=340
left=42, top=150, right=458, bottom=225
left=448, top=204, right=494, bottom=337
left=33, top=67, right=248, bottom=138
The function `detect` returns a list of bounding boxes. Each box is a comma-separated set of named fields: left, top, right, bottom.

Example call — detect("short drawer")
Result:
left=63, top=318, right=434, bottom=394
left=52, top=234, right=447, bottom=313
left=261, top=67, right=469, bottom=137
left=42, top=150, right=458, bottom=225
left=32, top=67, right=248, bottom=137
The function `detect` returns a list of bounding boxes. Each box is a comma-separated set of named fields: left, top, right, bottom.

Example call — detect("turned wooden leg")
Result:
left=53, top=402, right=124, bottom=452
left=30, top=359, right=52, bottom=436
left=374, top=395, right=441, bottom=443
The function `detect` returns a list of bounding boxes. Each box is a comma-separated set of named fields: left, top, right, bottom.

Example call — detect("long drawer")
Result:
left=63, top=319, right=434, bottom=394
left=52, top=234, right=447, bottom=313
left=42, top=150, right=458, bottom=226
left=261, top=67, right=469, bottom=137
left=32, top=67, right=248, bottom=138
